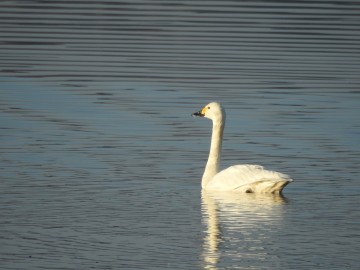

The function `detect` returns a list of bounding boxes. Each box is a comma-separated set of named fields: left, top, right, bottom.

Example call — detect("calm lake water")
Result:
left=1, top=1, right=360, bottom=269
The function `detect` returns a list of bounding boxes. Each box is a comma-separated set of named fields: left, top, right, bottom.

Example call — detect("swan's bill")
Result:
left=192, top=105, right=208, bottom=117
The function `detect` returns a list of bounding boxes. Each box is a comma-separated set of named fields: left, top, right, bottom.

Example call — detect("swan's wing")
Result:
left=206, top=164, right=292, bottom=191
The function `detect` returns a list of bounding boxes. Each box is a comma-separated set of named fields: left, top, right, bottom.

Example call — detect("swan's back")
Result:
left=205, top=165, right=292, bottom=193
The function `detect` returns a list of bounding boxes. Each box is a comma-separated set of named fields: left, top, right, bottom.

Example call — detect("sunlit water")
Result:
left=1, top=1, right=360, bottom=269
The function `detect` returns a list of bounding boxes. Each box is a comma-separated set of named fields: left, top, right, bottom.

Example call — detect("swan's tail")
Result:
left=235, top=179, right=292, bottom=194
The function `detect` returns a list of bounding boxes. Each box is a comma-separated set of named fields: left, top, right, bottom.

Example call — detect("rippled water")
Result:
left=1, top=1, right=360, bottom=269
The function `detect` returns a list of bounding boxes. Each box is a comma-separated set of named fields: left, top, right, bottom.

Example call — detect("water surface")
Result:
left=1, top=1, right=360, bottom=269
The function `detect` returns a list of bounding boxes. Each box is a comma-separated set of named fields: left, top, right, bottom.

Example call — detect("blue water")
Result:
left=1, top=1, right=360, bottom=269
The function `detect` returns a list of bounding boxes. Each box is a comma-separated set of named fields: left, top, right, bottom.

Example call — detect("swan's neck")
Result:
left=202, top=121, right=224, bottom=188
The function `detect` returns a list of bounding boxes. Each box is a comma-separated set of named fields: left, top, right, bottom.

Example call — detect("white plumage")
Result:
left=207, top=164, right=292, bottom=193
left=192, top=102, right=292, bottom=194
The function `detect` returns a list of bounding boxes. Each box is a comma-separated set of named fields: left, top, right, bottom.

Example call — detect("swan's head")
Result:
left=192, top=102, right=226, bottom=124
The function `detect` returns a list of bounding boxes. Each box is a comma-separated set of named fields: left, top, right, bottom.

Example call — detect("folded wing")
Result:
left=206, top=164, right=292, bottom=192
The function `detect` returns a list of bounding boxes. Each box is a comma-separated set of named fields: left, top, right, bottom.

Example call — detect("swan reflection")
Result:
left=201, top=191, right=288, bottom=270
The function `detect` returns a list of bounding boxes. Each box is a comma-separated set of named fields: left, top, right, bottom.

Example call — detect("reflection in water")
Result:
left=201, top=191, right=221, bottom=269
left=201, top=191, right=287, bottom=270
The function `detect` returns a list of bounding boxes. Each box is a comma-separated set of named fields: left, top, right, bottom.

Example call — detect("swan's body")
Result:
left=192, top=102, right=292, bottom=194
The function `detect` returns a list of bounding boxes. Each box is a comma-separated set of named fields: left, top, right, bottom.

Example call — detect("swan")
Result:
left=192, top=102, right=292, bottom=193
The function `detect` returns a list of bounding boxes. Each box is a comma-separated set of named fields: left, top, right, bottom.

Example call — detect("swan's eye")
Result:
left=208, top=106, right=210, bottom=109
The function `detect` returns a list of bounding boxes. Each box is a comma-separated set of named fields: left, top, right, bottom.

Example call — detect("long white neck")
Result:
left=202, top=120, right=225, bottom=188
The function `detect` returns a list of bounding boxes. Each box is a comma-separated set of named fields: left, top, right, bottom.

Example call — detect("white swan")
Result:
left=192, top=102, right=292, bottom=193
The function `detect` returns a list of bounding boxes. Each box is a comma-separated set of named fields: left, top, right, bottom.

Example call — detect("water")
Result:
left=1, top=1, right=360, bottom=269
